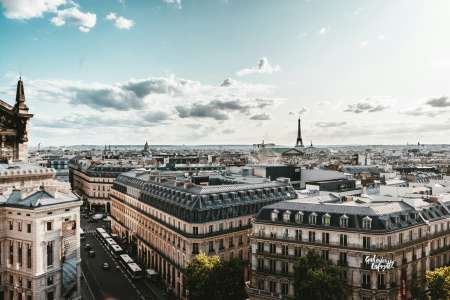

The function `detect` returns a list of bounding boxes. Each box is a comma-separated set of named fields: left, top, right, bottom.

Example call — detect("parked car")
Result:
left=102, top=262, right=110, bottom=270
left=89, top=250, right=96, bottom=257
left=85, top=244, right=91, bottom=251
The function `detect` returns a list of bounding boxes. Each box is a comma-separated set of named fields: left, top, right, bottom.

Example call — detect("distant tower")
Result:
left=295, top=117, right=304, bottom=147
left=144, top=141, right=149, bottom=152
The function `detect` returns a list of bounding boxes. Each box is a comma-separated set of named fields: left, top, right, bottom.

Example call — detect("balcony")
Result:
left=246, top=287, right=284, bottom=300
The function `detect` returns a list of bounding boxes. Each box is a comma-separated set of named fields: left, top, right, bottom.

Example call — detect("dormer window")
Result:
left=404, top=214, right=409, bottom=222
left=283, top=210, right=291, bottom=223
left=295, top=211, right=304, bottom=224
left=322, top=213, right=331, bottom=226
left=271, top=209, right=279, bottom=222
left=340, top=215, right=349, bottom=228
left=362, top=216, right=372, bottom=230
left=309, top=212, right=317, bottom=225
left=394, top=216, right=400, bottom=224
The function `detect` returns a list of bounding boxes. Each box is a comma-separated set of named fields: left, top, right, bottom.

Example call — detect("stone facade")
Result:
left=0, top=79, right=33, bottom=162
left=110, top=170, right=296, bottom=299
left=248, top=193, right=450, bottom=300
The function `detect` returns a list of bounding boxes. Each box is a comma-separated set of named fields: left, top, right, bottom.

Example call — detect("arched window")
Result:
left=295, top=211, right=304, bottom=224
left=283, top=210, right=291, bottom=223
left=340, top=215, right=349, bottom=228
left=271, top=209, right=279, bottom=222
left=322, top=213, right=331, bottom=226
left=362, top=216, right=372, bottom=230
left=309, top=212, right=317, bottom=225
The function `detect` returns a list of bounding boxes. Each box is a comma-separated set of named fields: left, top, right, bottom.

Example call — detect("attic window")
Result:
left=322, top=213, right=331, bottom=226
left=394, top=216, right=400, bottom=223
left=295, top=211, right=304, bottom=224
left=283, top=210, right=291, bottom=223
left=271, top=209, right=279, bottom=222
left=309, top=212, right=317, bottom=225
left=362, top=216, right=372, bottom=230
left=340, top=215, right=349, bottom=228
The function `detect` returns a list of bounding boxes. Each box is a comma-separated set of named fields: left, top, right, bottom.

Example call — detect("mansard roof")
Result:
left=114, top=170, right=297, bottom=211
left=256, top=194, right=450, bottom=232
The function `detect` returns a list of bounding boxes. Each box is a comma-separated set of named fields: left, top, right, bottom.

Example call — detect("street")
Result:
left=80, top=218, right=167, bottom=300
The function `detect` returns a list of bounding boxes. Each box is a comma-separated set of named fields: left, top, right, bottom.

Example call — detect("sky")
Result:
left=1, top=0, right=450, bottom=146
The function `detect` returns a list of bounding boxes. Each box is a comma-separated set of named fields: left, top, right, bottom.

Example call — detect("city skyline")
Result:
left=1, top=0, right=450, bottom=146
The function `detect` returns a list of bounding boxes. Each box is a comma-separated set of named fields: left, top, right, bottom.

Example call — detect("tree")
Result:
left=426, top=266, right=450, bottom=300
left=410, top=272, right=426, bottom=300
left=293, top=251, right=346, bottom=300
left=184, top=253, right=247, bottom=300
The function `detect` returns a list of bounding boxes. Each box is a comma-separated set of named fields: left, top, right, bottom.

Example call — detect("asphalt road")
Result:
left=80, top=217, right=166, bottom=300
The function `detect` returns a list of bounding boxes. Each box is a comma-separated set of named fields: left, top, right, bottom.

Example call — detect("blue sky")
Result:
left=1, top=0, right=450, bottom=146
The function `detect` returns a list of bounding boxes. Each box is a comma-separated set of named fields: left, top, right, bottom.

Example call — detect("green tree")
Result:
left=426, top=266, right=450, bottom=300
left=294, top=251, right=346, bottom=300
left=184, top=253, right=247, bottom=300
left=410, top=273, right=426, bottom=300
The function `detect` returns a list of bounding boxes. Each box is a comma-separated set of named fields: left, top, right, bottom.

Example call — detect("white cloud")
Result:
left=0, top=0, right=66, bottom=19
left=50, top=6, right=96, bottom=32
left=236, top=57, right=281, bottom=77
left=360, top=40, right=369, bottom=47
left=377, top=34, right=385, bottom=41
left=106, top=12, right=134, bottom=30
left=318, top=27, right=329, bottom=35
left=163, top=0, right=182, bottom=9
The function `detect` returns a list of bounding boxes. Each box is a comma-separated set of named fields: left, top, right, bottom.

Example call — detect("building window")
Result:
left=229, top=237, right=234, bottom=248
left=339, top=252, right=347, bottom=265
left=193, top=227, right=198, bottom=235
left=399, top=233, right=403, bottom=245
left=271, top=210, right=279, bottom=222
left=362, top=216, right=372, bottom=230
left=322, top=213, right=331, bottom=226
left=209, top=225, right=213, bottom=233
left=47, top=276, right=54, bottom=286
left=362, top=273, right=371, bottom=289
left=281, top=283, right=289, bottom=296
left=219, top=239, right=224, bottom=250
left=208, top=241, right=214, bottom=253
left=219, top=223, right=223, bottom=231
left=9, top=220, right=13, bottom=230
left=363, top=236, right=371, bottom=249
left=340, top=234, right=348, bottom=247
left=281, top=245, right=288, bottom=256
left=309, top=213, right=317, bottom=225
left=269, top=244, right=276, bottom=254
left=46, top=222, right=52, bottom=231
left=340, top=215, right=349, bottom=228
left=321, top=250, right=329, bottom=261
left=308, top=231, right=315, bottom=243
left=47, top=242, right=53, bottom=267
left=27, top=224, right=31, bottom=233
left=295, top=230, right=302, bottom=241
left=269, top=281, right=276, bottom=294
left=257, top=259, right=264, bottom=271
left=18, top=222, right=22, bottom=232
left=238, top=236, right=243, bottom=245
left=322, top=232, right=330, bottom=244
left=9, top=241, right=13, bottom=264
left=192, top=243, right=199, bottom=254
left=283, top=210, right=291, bottom=223
left=27, top=280, right=31, bottom=289
left=27, top=245, right=32, bottom=268
left=18, top=243, right=22, bottom=267
left=281, top=262, right=288, bottom=274
left=47, top=291, right=54, bottom=300
left=269, top=260, right=276, bottom=272
left=295, top=211, right=303, bottom=224
left=257, top=242, right=264, bottom=254
left=377, top=273, right=385, bottom=289
left=294, top=247, right=301, bottom=257
left=257, top=279, right=265, bottom=290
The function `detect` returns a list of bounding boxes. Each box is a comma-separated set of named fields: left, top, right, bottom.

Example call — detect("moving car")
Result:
left=102, top=262, right=110, bottom=270
left=89, top=250, right=96, bottom=257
